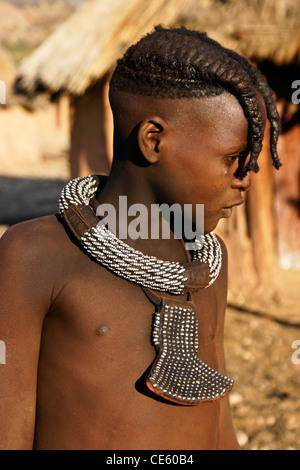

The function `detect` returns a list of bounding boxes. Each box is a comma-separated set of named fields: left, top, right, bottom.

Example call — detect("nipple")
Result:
left=96, top=325, right=110, bottom=336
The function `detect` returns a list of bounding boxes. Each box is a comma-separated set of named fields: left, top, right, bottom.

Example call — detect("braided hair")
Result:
left=110, top=26, right=281, bottom=173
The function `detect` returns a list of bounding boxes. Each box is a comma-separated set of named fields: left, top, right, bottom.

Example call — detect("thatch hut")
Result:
left=15, top=0, right=189, bottom=177
left=14, top=0, right=300, bottom=313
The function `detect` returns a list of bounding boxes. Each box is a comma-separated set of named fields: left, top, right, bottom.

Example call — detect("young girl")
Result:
left=0, top=26, right=280, bottom=450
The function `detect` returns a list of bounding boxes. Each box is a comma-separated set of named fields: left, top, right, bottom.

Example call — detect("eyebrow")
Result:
left=224, top=145, right=248, bottom=155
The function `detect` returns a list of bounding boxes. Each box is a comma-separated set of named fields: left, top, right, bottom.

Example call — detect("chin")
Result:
left=204, top=221, right=219, bottom=234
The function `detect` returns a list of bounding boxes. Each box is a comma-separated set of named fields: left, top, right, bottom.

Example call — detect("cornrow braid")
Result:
left=224, top=48, right=282, bottom=171
left=110, top=26, right=281, bottom=173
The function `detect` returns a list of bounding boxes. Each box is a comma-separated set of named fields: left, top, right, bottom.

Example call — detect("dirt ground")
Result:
left=0, top=171, right=299, bottom=451
left=225, top=306, right=300, bottom=450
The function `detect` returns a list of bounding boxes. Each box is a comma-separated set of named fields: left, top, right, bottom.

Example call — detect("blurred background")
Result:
left=0, top=0, right=299, bottom=449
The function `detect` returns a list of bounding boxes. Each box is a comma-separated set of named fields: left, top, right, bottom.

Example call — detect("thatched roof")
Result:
left=15, top=0, right=189, bottom=96
left=177, top=0, right=300, bottom=66
left=15, top=0, right=300, bottom=98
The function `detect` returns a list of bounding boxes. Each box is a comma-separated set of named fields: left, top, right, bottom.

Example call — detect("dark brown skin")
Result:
left=0, top=92, right=267, bottom=450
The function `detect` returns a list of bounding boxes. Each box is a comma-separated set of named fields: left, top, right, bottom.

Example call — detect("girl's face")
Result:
left=150, top=92, right=267, bottom=233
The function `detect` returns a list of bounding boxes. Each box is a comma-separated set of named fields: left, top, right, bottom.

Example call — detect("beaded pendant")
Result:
left=146, top=295, right=234, bottom=405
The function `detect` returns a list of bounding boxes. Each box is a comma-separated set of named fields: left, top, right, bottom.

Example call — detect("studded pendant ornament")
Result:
left=143, top=290, right=234, bottom=404
left=59, top=175, right=234, bottom=405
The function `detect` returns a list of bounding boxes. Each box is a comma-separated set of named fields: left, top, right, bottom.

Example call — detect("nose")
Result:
left=231, top=171, right=251, bottom=192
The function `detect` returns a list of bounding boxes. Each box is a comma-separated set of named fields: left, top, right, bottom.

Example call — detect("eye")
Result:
left=224, top=149, right=250, bottom=167
left=224, top=154, right=240, bottom=165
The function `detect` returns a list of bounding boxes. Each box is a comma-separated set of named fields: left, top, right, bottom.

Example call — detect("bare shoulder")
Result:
left=1, top=214, right=64, bottom=244
left=0, top=215, right=72, bottom=262
left=0, top=215, right=75, bottom=311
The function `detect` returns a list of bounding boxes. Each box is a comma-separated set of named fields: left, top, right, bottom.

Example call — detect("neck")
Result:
left=95, top=162, right=190, bottom=264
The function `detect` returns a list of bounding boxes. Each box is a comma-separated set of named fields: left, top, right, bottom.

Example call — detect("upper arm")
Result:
left=0, top=221, right=54, bottom=449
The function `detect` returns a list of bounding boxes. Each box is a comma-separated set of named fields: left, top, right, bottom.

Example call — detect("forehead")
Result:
left=172, top=93, right=245, bottom=128
left=168, top=93, right=250, bottom=150
left=170, top=91, right=266, bottom=132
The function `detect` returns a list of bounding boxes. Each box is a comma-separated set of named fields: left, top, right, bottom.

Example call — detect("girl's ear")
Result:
left=137, top=116, right=168, bottom=164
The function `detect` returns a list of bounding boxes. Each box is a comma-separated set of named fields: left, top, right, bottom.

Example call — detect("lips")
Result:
left=223, top=198, right=245, bottom=210
left=221, top=198, right=244, bottom=218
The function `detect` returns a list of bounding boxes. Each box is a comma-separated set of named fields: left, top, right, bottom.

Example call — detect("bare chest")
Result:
left=43, top=259, right=222, bottom=367
left=34, top=260, right=225, bottom=449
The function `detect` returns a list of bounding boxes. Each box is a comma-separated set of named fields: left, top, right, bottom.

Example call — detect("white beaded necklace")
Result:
left=59, top=175, right=222, bottom=294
